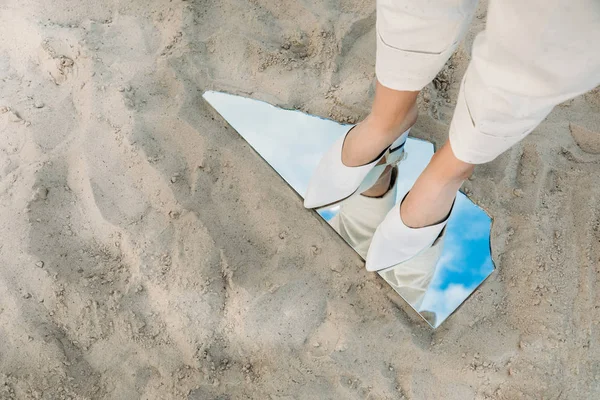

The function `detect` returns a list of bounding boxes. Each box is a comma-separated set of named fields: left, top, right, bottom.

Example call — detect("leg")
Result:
left=342, top=83, right=417, bottom=167
left=404, top=0, right=600, bottom=228
left=401, top=142, right=473, bottom=228
left=343, top=0, right=479, bottom=167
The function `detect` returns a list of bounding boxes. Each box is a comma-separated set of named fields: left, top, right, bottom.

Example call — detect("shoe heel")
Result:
left=389, top=127, right=410, bottom=153
left=387, top=148, right=407, bottom=166
left=387, top=127, right=411, bottom=166
left=356, top=127, right=411, bottom=193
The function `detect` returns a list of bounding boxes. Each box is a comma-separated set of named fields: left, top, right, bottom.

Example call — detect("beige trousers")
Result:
left=376, top=0, right=600, bottom=164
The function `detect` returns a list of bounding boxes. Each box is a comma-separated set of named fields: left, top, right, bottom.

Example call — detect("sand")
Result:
left=0, top=0, right=599, bottom=398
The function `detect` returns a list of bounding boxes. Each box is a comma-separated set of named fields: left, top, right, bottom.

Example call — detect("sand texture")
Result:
left=0, top=0, right=599, bottom=398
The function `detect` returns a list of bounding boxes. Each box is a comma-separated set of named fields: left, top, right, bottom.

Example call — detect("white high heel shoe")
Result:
left=304, top=126, right=410, bottom=209
left=357, top=129, right=409, bottom=194
left=365, top=193, right=454, bottom=272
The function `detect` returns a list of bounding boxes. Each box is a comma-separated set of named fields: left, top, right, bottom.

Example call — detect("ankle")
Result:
left=363, top=103, right=418, bottom=139
left=431, top=142, right=474, bottom=183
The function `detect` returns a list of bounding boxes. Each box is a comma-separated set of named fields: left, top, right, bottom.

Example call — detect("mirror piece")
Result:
left=203, top=91, right=495, bottom=328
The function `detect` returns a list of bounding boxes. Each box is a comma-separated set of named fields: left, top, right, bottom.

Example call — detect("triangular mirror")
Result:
left=203, top=91, right=495, bottom=328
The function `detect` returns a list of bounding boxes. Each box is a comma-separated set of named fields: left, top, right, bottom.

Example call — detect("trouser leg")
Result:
left=449, top=0, right=600, bottom=164
left=375, top=0, right=479, bottom=91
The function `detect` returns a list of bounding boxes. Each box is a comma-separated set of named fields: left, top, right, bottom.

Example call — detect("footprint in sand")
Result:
left=569, top=122, right=600, bottom=154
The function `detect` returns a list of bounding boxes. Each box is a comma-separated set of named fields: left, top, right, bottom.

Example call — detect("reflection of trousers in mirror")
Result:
left=376, top=0, right=600, bottom=164
left=379, top=231, right=445, bottom=311
left=330, top=181, right=398, bottom=259
left=330, top=183, right=445, bottom=310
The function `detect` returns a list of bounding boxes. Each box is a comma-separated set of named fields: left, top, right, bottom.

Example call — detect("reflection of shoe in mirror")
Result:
left=361, top=164, right=396, bottom=198
left=357, top=130, right=409, bottom=194
left=378, top=226, right=446, bottom=311
left=303, top=125, right=410, bottom=209
left=329, top=167, right=398, bottom=258
left=365, top=193, right=455, bottom=272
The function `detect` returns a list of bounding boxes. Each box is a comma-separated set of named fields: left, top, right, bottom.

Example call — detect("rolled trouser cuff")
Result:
left=375, top=0, right=476, bottom=91
left=375, top=29, right=455, bottom=91
left=449, top=73, right=538, bottom=165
